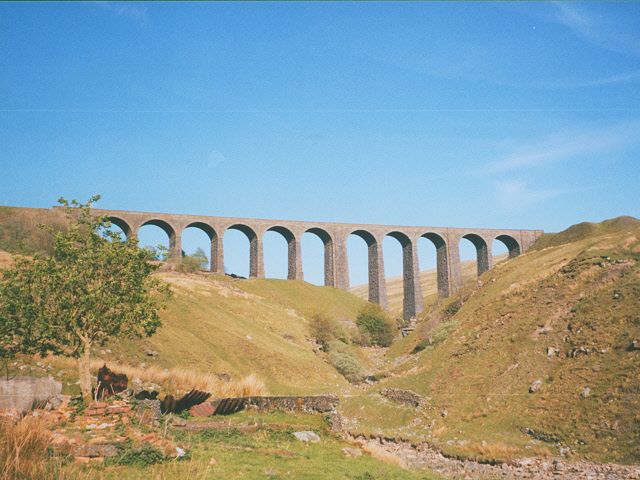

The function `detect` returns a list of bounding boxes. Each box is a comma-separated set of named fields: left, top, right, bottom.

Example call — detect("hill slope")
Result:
left=341, top=216, right=640, bottom=464
left=117, top=273, right=369, bottom=394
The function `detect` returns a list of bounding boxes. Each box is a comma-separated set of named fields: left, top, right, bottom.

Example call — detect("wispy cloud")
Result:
left=552, top=2, right=640, bottom=57
left=94, top=2, right=149, bottom=25
left=485, top=120, right=640, bottom=174
left=207, top=150, right=225, bottom=168
left=495, top=179, right=559, bottom=210
left=541, top=69, right=640, bottom=89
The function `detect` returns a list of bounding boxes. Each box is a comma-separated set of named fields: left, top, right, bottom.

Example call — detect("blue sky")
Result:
left=1, top=2, right=639, bottom=285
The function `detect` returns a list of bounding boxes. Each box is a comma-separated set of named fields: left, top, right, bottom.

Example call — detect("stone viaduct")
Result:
left=92, top=208, right=543, bottom=320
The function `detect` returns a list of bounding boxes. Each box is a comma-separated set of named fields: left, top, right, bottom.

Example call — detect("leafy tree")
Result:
left=309, top=313, right=347, bottom=351
left=355, top=303, right=395, bottom=347
left=190, top=247, right=208, bottom=270
left=180, top=247, right=208, bottom=272
left=0, top=196, right=171, bottom=402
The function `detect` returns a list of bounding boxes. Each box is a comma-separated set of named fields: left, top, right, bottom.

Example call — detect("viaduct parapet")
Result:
left=90, top=208, right=543, bottom=320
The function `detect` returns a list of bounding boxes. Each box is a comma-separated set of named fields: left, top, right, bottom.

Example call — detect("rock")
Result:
left=440, top=408, right=448, bottom=418
left=529, top=380, right=542, bottom=393
left=380, top=388, right=425, bottom=407
left=72, top=444, right=118, bottom=458
left=131, top=377, right=143, bottom=394
left=570, top=346, right=592, bottom=357
left=135, top=399, right=161, bottom=427
left=0, top=376, right=62, bottom=412
left=106, top=405, right=131, bottom=414
left=631, top=340, right=640, bottom=351
left=48, top=394, right=70, bottom=410
left=547, top=346, right=560, bottom=358
left=171, top=417, right=188, bottom=427
left=580, top=387, right=591, bottom=398
left=329, top=411, right=344, bottom=433
left=74, top=456, right=104, bottom=464
left=145, top=350, right=158, bottom=357
left=342, top=447, right=362, bottom=457
left=293, top=431, right=320, bottom=443
left=189, top=402, right=215, bottom=417
left=175, top=446, right=186, bottom=458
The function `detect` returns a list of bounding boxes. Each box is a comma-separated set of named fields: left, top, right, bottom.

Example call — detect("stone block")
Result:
left=0, top=376, right=62, bottom=412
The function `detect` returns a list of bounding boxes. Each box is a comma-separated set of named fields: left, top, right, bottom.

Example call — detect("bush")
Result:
left=309, top=313, right=346, bottom=351
left=107, top=446, right=168, bottom=467
left=328, top=349, right=365, bottom=383
left=444, top=299, right=461, bottom=317
left=355, top=304, right=395, bottom=347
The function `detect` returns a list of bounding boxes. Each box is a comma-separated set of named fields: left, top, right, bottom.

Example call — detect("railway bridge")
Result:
left=92, top=208, right=543, bottom=319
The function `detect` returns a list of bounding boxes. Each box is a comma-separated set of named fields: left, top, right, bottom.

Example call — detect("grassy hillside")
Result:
left=341, top=216, right=640, bottom=464
left=114, top=273, right=370, bottom=394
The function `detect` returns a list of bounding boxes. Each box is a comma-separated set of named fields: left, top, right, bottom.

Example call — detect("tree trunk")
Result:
left=78, top=339, right=93, bottom=403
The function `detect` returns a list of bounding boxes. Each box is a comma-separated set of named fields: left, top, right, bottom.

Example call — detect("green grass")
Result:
left=66, top=412, right=441, bottom=480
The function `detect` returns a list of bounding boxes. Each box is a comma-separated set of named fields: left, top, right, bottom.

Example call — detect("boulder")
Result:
left=293, top=431, right=321, bottom=443
left=0, top=376, right=62, bottom=412
left=529, top=380, right=542, bottom=393
left=342, top=447, right=362, bottom=457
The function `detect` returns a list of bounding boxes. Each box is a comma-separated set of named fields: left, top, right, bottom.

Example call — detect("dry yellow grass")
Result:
left=356, top=439, right=407, bottom=469
left=40, top=355, right=267, bottom=398
left=0, top=251, right=13, bottom=269
left=87, top=360, right=267, bottom=397
left=57, top=358, right=267, bottom=398
left=0, top=415, right=52, bottom=480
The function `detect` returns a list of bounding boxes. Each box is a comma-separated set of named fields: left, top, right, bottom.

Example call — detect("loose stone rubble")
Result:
left=379, top=388, right=425, bottom=407
left=348, top=434, right=640, bottom=480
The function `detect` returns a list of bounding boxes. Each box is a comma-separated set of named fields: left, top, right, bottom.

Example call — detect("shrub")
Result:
left=444, top=299, right=461, bottom=317
left=107, top=446, right=167, bottom=467
left=328, top=349, right=365, bottom=383
left=355, top=304, right=395, bottom=347
left=179, top=247, right=209, bottom=272
left=309, top=313, right=346, bottom=351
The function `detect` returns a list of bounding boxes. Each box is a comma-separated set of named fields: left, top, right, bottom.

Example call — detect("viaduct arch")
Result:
left=96, top=208, right=543, bottom=320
